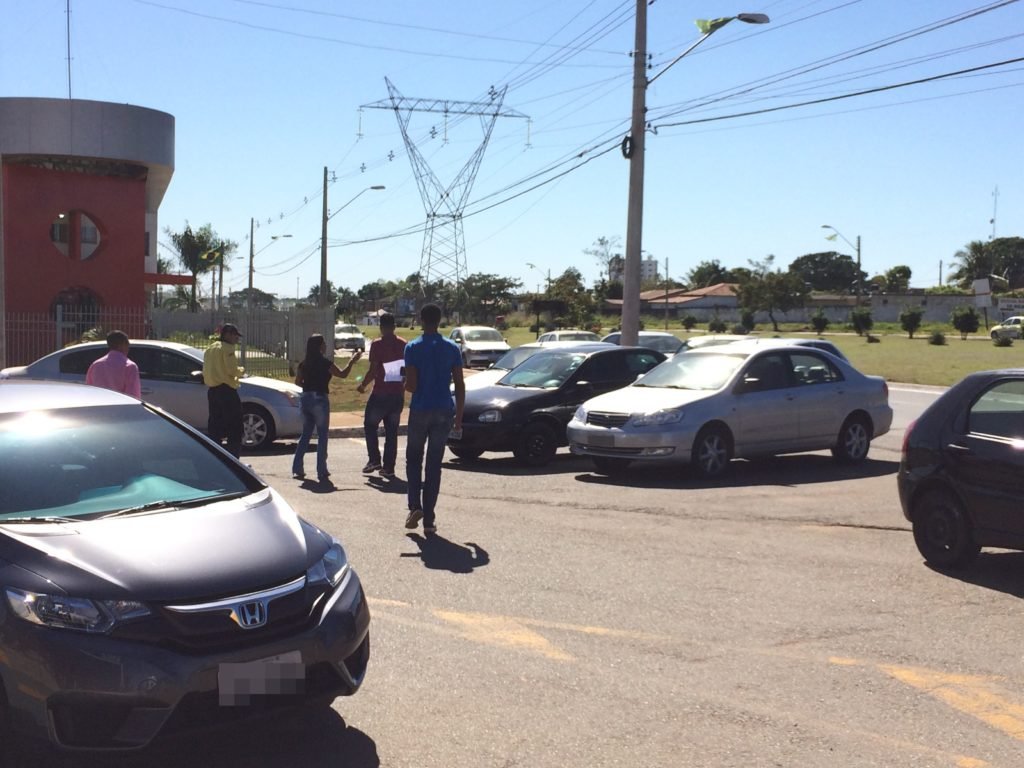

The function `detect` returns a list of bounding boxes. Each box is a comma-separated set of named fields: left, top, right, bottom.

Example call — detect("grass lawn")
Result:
left=321, top=324, right=1022, bottom=412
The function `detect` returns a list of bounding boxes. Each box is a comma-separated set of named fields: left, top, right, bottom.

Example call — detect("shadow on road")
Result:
left=574, top=454, right=899, bottom=490
left=401, top=533, right=490, bottom=573
left=931, top=550, right=1024, bottom=598
left=444, top=451, right=592, bottom=477
left=55, top=705, right=378, bottom=768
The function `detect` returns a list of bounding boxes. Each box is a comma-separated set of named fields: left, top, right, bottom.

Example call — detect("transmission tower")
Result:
left=362, top=78, right=528, bottom=293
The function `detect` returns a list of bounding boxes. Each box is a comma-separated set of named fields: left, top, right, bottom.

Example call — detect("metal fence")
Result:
left=2, top=305, right=336, bottom=377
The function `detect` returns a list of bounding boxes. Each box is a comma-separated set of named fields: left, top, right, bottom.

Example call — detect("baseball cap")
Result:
left=220, top=323, right=243, bottom=339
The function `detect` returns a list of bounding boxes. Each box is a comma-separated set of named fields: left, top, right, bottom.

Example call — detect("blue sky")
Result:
left=4, top=0, right=1022, bottom=301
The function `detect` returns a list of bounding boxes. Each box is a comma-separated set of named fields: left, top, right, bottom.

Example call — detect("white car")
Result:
left=568, top=340, right=892, bottom=477
left=600, top=330, right=684, bottom=358
left=448, top=326, right=511, bottom=368
left=990, top=316, right=1024, bottom=340
left=334, top=324, right=367, bottom=352
left=0, top=340, right=302, bottom=450
left=536, top=329, right=601, bottom=344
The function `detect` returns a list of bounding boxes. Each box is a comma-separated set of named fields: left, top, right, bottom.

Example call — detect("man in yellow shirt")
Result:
left=203, top=323, right=245, bottom=457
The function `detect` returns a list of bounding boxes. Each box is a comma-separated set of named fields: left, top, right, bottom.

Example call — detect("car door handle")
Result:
left=947, top=443, right=972, bottom=454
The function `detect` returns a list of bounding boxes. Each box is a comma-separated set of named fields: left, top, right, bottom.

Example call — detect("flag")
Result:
left=825, top=233, right=838, bottom=242
left=695, top=17, right=735, bottom=35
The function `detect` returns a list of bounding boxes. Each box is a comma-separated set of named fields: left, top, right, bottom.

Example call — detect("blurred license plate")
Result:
left=587, top=434, right=615, bottom=448
left=218, top=650, right=303, bottom=706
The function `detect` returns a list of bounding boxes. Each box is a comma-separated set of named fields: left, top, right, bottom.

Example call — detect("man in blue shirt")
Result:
left=403, top=303, right=465, bottom=534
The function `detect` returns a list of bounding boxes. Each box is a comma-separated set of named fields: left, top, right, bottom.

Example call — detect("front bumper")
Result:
left=448, top=420, right=520, bottom=454
left=462, top=350, right=506, bottom=368
left=0, top=570, right=370, bottom=751
left=566, top=420, right=693, bottom=462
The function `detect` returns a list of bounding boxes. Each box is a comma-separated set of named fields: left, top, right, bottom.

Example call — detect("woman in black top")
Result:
left=291, top=333, right=360, bottom=483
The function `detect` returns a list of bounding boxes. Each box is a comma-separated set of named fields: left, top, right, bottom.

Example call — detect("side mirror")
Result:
left=190, top=370, right=205, bottom=385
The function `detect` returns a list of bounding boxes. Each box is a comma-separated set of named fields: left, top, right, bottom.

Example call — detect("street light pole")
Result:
left=320, top=181, right=385, bottom=308
left=821, top=225, right=861, bottom=301
left=620, top=9, right=769, bottom=346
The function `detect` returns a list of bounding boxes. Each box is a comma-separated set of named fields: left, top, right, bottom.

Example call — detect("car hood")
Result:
left=240, top=375, right=301, bottom=395
left=462, top=369, right=509, bottom=391
left=463, top=383, right=554, bottom=411
left=0, top=365, right=28, bottom=378
left=335, top=333, right=364, bottom=339
left=0, top=490, right=327, bottom=601
left=463, top=341, right=509, bottom=352
left=582, top=385, right=714, bottom=414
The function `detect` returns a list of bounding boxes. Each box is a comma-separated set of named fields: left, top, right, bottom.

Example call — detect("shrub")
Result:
left=928, top=331, right=946, bottom=346
left=740, top=309, right=755, bottom=331
left=810, top=309, right=829, bottom=335
left=950, top=305, right=980, bottom=340
left=708, top=318, right=727, bottom=333
left=849, top=307, right=874, bottom=336
left=730, top=324, right=749, bottom=335
left=899, top=305, right=924, bottom=339
left=681, top=315, right=697, bottom=330
left=993, top=335, right=1014, bottom=347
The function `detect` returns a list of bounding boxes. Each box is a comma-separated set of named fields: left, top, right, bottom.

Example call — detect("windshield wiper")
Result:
left=0, top=515, right=80, bottom=524
left=100, top=491, right=246, bottom=519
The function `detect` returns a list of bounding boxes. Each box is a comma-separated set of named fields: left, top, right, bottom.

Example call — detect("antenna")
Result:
left=65, top=0, right=73, bottom=99
left=990, top=186, right=999, bottom=240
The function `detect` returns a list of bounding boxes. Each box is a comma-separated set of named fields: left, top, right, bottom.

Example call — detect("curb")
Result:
left=328, top=425, right=409, bottom=439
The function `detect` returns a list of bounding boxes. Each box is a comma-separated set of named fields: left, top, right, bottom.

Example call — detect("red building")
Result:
left=0, top=97, right=187, bottom=365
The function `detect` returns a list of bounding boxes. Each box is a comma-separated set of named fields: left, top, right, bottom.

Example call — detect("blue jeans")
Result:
left=363, top=393, right=404, bottom=471
left=292, top=392, right=330, bottom=480
left=405, top=408, right=453, bottom=525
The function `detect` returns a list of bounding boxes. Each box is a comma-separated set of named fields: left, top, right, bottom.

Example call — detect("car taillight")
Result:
left=902, top=419, right=916, bottom=457
left=882, top=381, right=888, bottom=399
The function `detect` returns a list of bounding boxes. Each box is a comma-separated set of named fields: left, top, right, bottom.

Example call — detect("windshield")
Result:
left=0, top=405, right=262, bottom=521
left=499, top=351, right=585, bottom=389
left=639, top=335, right=684, bottom=354
left=492, top=346, right=542, bottom=371
left=466, top=329, right=504, bottom=342
left=633, top=351, right=745, bottom=390
left=336, top=325, right=360, bottom=335
left=556, top=332, right=599, bottom=341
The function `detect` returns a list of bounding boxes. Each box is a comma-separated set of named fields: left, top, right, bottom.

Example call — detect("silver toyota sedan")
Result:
left=567, top=341, right=892, bottom=477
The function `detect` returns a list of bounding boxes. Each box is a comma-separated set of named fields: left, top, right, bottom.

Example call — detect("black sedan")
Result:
left=448, top=345, right=665, bottom=466
left=898, top=368, right=1024, bottom=569
left=0, top=381, right=370, bottom=756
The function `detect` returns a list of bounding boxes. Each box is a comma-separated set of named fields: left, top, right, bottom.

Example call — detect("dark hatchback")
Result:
left=448, top=345, right=665, bottom=466
left=0, top=381, right=370, bottom=756
left=898, top=369, right=1024, bottom=568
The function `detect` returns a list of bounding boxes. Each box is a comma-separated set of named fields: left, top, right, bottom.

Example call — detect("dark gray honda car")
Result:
left=0, top=381, right=370, bottom=757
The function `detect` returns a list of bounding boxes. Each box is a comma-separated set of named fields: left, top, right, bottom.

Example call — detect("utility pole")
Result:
left=320, top=166, right=329, bottom=308
left=664, top=256, right=670, bottom=331
left=247, top=217, right=255, bottom=314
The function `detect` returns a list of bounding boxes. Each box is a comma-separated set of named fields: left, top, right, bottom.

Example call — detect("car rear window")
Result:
left=968, top=380, right=1024, bottom=440
left=58, top=348, right=105, bottom=374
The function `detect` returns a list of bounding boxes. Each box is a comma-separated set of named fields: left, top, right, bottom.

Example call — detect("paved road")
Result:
left=67, top=387, right=1024, bottom=768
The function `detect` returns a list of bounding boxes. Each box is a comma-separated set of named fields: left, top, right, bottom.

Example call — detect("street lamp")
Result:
left=319, top=176, right=385, bottom=308
left=821, top=225, right=862, bottom=300
left=620, top=9, right=769, bottom=346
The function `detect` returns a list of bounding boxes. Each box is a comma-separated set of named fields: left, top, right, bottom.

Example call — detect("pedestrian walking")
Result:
left=202, top=323, right=245, bottom=458
left=85, top=330, right=141, bottom=399
left=403, top=303, right=465, bottom=534
left=292, top=333, right=361, bottom=483
left=356, top=312, right=406, bottom=478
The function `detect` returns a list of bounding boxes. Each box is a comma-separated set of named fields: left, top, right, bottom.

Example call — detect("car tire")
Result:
left=242, top=404, right=277, bottom=451
left=513, top=422, right=558, bottom=467
left=692, top=425, right=732, bottom=478
left=912, top=490, right=980, bottom=569
left=831, top=415, right=870, bottom=463
left=462, top=352, right=470, bottom=368
left=991, top=331, right=1000, bottom=340
left=448, top=445, right=483, bottom=460
left=592, top=457, right=631, bottom=476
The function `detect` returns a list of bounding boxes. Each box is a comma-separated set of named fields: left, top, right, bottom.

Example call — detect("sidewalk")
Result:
left=329, top=409, right=408, bottom=439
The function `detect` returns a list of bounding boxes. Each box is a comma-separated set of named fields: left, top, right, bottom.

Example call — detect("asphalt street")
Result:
left=55, top=386, right=1024, bottom=768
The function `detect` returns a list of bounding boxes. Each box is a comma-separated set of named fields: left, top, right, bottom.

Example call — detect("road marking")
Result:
left=434, top=609, right=574, bottom=661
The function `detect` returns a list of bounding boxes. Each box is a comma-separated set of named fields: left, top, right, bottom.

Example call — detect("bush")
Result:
left=993, top=335, right=1014, bottom=347
left=899, top=305, right=924, bottom=339
left=850, top=307, right=874, bottom=336
left=928, top=331, right=946, bottom=346
left=950, top=305, right=980, bottom=340
left=730, top=324, right=749, bottom=335
left=740, top=310, right=755, bottom=331
left=681, top=315, right=697, bottom=331
left=708, top=318, right=727, bottom=333
left=810, top=309, right=829, bottom=335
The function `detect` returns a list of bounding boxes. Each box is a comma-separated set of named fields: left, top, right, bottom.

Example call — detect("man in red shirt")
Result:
left=356, top=312, right=407, bottom=477
left=85, top=330, right=142, bottom=399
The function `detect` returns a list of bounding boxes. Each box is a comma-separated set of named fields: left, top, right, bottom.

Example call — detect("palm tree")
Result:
left=949, top=240, right=994, bottom=290
left=164, top=223, right=237, bottom=311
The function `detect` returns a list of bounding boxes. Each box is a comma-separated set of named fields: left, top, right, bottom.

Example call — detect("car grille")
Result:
left=587, top=412, right=629, bottom=428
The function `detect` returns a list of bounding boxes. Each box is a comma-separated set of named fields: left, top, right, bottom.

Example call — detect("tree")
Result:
left=850, top=307, right=874, bottom=336
left=309, top=281, right=340, bottom=310
left=458, top=273, right=522, bottom=323
left=810, top=309, right=829, bottom=334
left=548, top=267, right=597, bottom=328
left=227, top=288, right=276, bottom=312
left=948, top=240, right=994, bottom=289
left=951, top=305, right=980, bottom=340
left=899, top=305, right=924, bottom=338
left=164, top=223, right=237, bottom=312
left=686, top=259, right=744, bottom=289
left=788, top=251, right=864, bottom=293
left=885, top=265, right=912, bottom=293
left=732, top=256, right=809, bottom=331
left=583, top=236, right=622, bottom=284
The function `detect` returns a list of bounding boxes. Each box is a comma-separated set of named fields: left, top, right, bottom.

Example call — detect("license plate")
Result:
left=218, top=650, right=303, bottom=706
left=587, top=434, right=615, bottom=448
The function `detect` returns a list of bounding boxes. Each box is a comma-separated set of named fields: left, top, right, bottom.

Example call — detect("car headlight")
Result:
left=478, top=410, right=502, bottom=423
left=5, top=588, right=150, bottom=633
left=283, top=391, right=301, bottom=407
left=631, top=409, right=684, bottom=427
left=574, top=405, right=587, bottom=423
left=306, top=542, right=350, bottom=588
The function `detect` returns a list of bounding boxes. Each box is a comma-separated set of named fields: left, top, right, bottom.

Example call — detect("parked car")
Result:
left=334, top=324, right=367, bottom=352
left=0, top=380, right=370, bottom=755
left=448, top=345, right=665, bottom=466
left=536, top=329, right=601, bottom=344
left=730, top=336, right=848, bottom=361
left=898, top=368, right=1024, bottom=569
left=678, top=334, right=751, bottom=351
left=989, top=316, right=1024, bottom=340
left=462, top=341, right=614, bottom=392
left=448, top=326, right=511, bottom=368
left=0, top=340, right=302, bottom=450
left=600, top=330, right=684, bottom=357
left=568, top=340, right=892, bottom=477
